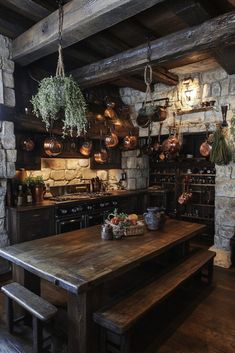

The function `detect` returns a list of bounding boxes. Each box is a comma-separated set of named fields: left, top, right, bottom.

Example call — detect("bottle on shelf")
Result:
left=17, top=185, right=24, bottom=207
left=26, top=185, right=33, bottom=204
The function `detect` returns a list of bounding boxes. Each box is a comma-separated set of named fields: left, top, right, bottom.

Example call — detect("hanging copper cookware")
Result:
left=80, top=140, right=93, bottom=157
left=153, top=122, right=163, bottom=154
left=151, top=106, right=168, bottom=122
left=94, top=148, right=108, bottom=164
left=123, top=133, right=138, bottom=150
left=43, top=137, right=63, bottom=157
left=20, top=137, right=35, bottom=152
left=199, top=123, right=212, bottom=158
left=94, top=131, right=108, bottom=164
left=162, top=113, right=180, bottom=155
left=104, top=128, right=119, bottom=149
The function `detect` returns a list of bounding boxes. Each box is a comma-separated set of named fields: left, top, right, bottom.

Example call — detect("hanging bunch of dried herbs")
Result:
left=30, top=1, right=87, bottom=137
left=210, top=125, right=232, bottom=165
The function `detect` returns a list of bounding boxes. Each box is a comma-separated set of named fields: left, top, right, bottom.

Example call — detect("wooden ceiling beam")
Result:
left=12, top=0, right=166, bottom=66
left=114, top=76, right=146, bottom=92
left=0, top=0, right=50, bottom=22
left=214, top=45, right=235, bottom=74
left=71, top=11, right=235, bottom=88
left=152, top=68, right=179, bottom=86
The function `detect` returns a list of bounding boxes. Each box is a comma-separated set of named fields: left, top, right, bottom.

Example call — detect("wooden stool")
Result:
left=1, top=282, right=58, bottom=353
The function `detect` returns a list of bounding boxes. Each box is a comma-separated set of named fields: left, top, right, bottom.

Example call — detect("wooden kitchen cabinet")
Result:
left=7, top=206, right=55, bottom=244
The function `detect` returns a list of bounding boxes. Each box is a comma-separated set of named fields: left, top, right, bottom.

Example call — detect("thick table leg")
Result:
left=67, top=291, right=88, bottom=353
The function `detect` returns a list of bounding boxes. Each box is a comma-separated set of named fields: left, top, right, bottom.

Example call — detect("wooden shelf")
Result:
left=190, top=183, right=215, bottom=187
left=181, top=215, right=214, bottom=222
left=176, top=107, right=214, bottom=116
left=191, top=204, right=215, bottom=208
left=181, top=174, right=216, bottom=177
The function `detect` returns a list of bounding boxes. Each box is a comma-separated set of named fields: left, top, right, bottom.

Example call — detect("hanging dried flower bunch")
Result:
left=31, top=2, right=87, bottom=137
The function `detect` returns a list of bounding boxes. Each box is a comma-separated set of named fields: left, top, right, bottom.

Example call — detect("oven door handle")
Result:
left=60, top=219, right=82, bottom=226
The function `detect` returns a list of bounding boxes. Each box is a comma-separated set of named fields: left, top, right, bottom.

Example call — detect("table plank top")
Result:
left=0, top=219, right=206, bottom=294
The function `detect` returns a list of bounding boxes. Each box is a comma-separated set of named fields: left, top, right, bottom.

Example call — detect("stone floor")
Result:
left=0, top=267, right=234, bottom=353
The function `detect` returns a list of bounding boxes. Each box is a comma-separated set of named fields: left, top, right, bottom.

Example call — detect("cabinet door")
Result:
left=18, top=208, right=55, bottom=242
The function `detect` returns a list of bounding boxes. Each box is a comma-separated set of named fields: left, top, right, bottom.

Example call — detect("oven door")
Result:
left=56, top=216, right=85, bottom=234
left=86, top=213, right=104, bottom=227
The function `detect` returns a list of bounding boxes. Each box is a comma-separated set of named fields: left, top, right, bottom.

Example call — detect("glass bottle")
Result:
left=26, top=185, right=33, bottom=204
left=17, top=185, right=23, bottom=207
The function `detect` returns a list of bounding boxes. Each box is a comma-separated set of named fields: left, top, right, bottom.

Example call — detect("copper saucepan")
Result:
left=104, top=129, right=119, bottom=149
left=80, top=140, right=93, bottom=157
left=43, top=137, right=63, bottom=157
left=199, top=124, right=212, bottom=158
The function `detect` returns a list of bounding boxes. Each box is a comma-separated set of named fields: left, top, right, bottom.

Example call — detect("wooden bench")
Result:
left=93, top=249, right=215, bottom=353
left=1, top=282, right=58, bottom=353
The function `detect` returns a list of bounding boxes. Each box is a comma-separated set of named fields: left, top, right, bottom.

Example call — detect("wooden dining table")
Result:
left=0, top=219, right=206, bottom=353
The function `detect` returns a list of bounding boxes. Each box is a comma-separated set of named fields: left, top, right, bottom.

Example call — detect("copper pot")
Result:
left=136, top=106, right=152, bottom=128
left=199, top=124, right=212, bottom=157
left=43, top=137, right=63, bottom=157
left=94, top=148, right=108, bottom=164
left=123, top=134, right=137, bottom=150
left=20, top=137, right=35, bottom=152
left=32, top=184, right=45, bottom=204
left=199, top=141, right=212, bottom=157
left=151, top=106, right=167, bottom=122
left=80, top=140, right=93, bottom=157
left=104, top=131, right=119, bottom=149
left=162, top=135, right=180, bottom=155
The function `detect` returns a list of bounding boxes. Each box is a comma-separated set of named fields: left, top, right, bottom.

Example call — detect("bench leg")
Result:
left=201, top=259, right=214, bottom=285
left=33, top=316, right=43, bottom=353
left=5, top=296, right=14, bottom=334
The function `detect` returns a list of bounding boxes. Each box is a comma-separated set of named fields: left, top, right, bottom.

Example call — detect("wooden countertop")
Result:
left=0, top=219, right=206, bottom=294
left=8, top=189, right=147, bottom=211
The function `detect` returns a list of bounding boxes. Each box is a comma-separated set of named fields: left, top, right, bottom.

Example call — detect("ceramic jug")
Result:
left=143, top=207, right=165, bottom=231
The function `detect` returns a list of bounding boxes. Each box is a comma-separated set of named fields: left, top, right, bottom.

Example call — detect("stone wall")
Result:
left=120, top=66, right=235, bottom=137
left=29, top=152, right=149, bottom=191
left=0, top=34, right=16, bottom=274
left=0, top=34, right=15, bottom=107
left=210, top=164, right=235, bottom=268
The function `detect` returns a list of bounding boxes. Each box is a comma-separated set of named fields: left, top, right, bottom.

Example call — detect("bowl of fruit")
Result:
left=105, top=210, right=145, bottom=239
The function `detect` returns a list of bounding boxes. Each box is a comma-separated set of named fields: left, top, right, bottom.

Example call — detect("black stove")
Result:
left=53, top=192, right=118, bottom=234
left=50, top=192, right=112, bottom=204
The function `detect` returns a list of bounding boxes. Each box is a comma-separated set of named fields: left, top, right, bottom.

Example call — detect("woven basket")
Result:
left=124, top=223, right=145, bottom=236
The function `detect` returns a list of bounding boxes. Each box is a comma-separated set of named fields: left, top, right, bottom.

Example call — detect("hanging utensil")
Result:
left=142, top=123, right=154, bottom=155
left=153, top=122, right=163, bottom=154
left=199, top=123, right=212, bottom=158
left=104, top=127, right=119, bottom=149
left=20, top=137, right=35, bottom=152
left=221, top=105, right=228, bottom=127
left=94, top=131, right=108, bottom=164
left=44, top=136, right=63, bottom=157
left=123, top=132, right=138, bottom=150
left=178, top=175, right=192, bottom=205
left=162, top=113, right=180, bottom=156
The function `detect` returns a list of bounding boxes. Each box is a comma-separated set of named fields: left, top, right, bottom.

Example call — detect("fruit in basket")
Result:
left=127, top=214, right=138, bottom=225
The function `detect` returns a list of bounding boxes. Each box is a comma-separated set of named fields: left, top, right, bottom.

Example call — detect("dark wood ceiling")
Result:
left=0, top=0, right=234, bottom=90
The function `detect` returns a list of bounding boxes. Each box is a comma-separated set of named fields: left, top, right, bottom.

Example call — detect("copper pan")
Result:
left=43, top=137, right=63, bottom=157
